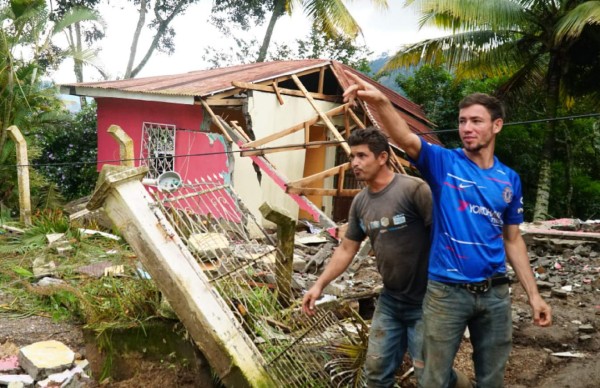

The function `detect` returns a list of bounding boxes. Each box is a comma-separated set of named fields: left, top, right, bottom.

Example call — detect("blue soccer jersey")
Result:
left=414, top=138, right=524, bottom=282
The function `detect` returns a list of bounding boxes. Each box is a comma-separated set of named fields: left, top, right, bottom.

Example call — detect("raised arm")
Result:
left=343, top=70, right=422, bottom=161
left=503, top=224, right=552, bottom=327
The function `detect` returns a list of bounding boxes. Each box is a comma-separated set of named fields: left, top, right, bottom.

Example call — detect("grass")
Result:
left=0, top=211, right=163, bottom=333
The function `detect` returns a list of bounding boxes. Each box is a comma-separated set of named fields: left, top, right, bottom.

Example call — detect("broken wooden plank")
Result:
left=272, top=80, right=284, bottom=105
left=204, top=98, right=245, bottom=106
left=260, top=202, right=295, bottom=308
left=240, top=140, right=340, bottom=157
left=199, top=99, right=233, bottom=142
left=289, top=163, right=351, bottom=188
left=242, top=104, right=346, bottom=150
left=291, top=74, right=351, bottom=155
left=232, top=81, right=339, bottom=103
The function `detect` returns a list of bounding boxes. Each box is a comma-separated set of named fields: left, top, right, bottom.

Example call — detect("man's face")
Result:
left=349, top=144, right=386, bottom=182
left=458, top=104, right=502, bottom=153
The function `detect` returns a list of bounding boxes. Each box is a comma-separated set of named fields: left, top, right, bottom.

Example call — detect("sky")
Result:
left=51, top=1, right=446, bottom=84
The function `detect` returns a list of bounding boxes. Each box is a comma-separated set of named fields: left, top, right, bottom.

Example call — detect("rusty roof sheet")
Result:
left=61, top=59, right=332, bottom=97
left=63, top=59, right=440, bottom=145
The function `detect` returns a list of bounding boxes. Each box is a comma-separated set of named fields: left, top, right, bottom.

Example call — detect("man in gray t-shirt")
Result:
left=302, top=127, right=432, bottom=387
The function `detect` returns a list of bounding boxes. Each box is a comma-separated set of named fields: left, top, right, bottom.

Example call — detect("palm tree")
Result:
left=0, top=1, right=100, bottom=151
left=0, top=1, right=102, bottom=212
left=257, top=0, right=388, bottom=62
left=382, top=0, right=600, bottom=220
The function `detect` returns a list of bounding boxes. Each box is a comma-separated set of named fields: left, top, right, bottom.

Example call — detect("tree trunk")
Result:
left=533, top=58, right=561, bottom=221
left=73, top=22, right=86, bottom=106
left=125, top=0, right=147, bottom=79
left=257, top=0, right=286, bottom=62
left=563, top=125, right=573, bottom=217
left=130, top=3, right=182, bottom=78
left=128, top=0, right=188, bottom=79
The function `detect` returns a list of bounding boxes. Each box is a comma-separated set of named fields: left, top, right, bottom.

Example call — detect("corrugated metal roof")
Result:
left=61, top=59, right=332, bottom=97
left=63, top=59, right=440, bottom=145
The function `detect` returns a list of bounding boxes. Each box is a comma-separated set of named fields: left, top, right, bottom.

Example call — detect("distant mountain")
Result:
left=367, top=53, right=415, bottom=96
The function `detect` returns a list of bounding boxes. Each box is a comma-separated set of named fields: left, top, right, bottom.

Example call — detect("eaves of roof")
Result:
left=60, top=59, right=332, bottom=99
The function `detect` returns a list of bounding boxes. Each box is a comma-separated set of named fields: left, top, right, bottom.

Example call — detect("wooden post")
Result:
left=7, top=126, right=31, bottom=225
left=87, top=166, right=275, bottom=388
left=107, top=125, right=135, bottom=167
left=259, top=202, right=295, bottom=308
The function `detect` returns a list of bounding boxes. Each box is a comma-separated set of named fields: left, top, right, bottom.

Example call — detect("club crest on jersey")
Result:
left=503, top=186, right=513, bottom=203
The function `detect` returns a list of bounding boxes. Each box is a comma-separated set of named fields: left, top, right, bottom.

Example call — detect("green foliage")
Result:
left=398, top=64, right=600, bottom=221
left=202, top=26, right=372, bottom=73
left=11, top=265, right=34, bottom=278
left=10, top=0, right=45, bottom=18
left=208, top=0, right=387, bottom=62
left=34, top=102, right=98, bottom=200
left=397, top=64, right=502, bottom=148
left=0, top=219, right=162, bottom=329
left=0, top=209, right=74, bottom=254
left=210, top=0, right=272, bottom=34
left=385, top=0, right=600, bottom=220
left=294, top=27, right=373, bottom=72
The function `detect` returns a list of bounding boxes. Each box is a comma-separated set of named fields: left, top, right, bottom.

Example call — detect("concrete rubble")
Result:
left=0, top=340, right=91, bottom=388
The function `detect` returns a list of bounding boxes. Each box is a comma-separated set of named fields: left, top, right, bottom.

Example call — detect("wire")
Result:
left=419, top=112, right=600, bottom=135
left=1, top=113, right=598, bottom=169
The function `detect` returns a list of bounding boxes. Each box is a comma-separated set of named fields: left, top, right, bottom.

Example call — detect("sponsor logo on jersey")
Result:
left=458, top=200, right=503, bottom=226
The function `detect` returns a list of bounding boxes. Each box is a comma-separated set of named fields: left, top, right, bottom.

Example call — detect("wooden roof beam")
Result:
left=242, top=104, right=347, bottom=149
left=232, top=81, right=339, bottom=103
left=291, top=74, right=350, bottom=155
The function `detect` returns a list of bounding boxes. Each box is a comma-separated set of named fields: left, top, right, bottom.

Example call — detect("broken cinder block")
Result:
left=17, top=340, right=75, bottom=381
left=188, top=232, right=231, bottom=259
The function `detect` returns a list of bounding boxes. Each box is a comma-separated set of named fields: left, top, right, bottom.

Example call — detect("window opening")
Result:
left=140, top=122, right=176, bottom=179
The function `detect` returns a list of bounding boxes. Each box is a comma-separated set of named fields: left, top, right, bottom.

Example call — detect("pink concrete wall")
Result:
left=96, top=98, right=230, bottom=182
left=96, top=98, right=238, bottom=221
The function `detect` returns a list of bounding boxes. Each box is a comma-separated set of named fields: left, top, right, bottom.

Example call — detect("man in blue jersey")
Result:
left=342, top=71, right=552, bottom=388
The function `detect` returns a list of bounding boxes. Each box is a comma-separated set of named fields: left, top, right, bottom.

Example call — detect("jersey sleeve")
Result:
left=412, top=137, right=449, bottom=187
left=503, top=173, right=524, bottom=225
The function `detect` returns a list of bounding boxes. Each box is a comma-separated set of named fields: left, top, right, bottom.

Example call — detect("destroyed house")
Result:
left=64, top=60, right=443, bottom=386
left=61, top=59, right=440, bottom=234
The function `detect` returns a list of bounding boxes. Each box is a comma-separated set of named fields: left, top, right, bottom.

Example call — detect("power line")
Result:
left=1, top=112, right=598, bottom=169
left=420, top=112, right=600, bottom=135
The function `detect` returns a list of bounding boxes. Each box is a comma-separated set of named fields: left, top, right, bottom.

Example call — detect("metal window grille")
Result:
left=140, top=122, right=176, bottom=178
left=148, top=177, right=369, bottom=387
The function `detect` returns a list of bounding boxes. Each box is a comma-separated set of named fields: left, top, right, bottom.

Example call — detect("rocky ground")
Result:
left=1, top=219, right=598, bottom=387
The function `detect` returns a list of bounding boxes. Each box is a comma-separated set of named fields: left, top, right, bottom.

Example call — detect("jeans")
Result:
left=365, top=290, right=424, bottom=388
left=419, top=280, right=512, bottom=388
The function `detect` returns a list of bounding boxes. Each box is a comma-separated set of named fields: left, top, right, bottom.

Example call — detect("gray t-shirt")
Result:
left=345, top=174, right=432, bottom=304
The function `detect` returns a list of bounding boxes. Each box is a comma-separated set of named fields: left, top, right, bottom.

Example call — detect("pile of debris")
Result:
left=0, top=340, right=90, bottom=388
left=520, top=218, right=600, bottom=296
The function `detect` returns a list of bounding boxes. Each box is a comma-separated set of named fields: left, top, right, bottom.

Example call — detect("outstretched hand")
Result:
left=301, top=285, right=323, bottom=316
left=342, top=70, right=386, bottom=107
left=530, top=296, right=552, bottom=327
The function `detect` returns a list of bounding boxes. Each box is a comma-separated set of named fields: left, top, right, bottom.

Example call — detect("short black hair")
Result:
left=347, top=127, right=391, bottom=166
left=459, top=93, right=505, bottom=121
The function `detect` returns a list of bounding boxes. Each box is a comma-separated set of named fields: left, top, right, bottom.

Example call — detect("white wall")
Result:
left=232, top=91, right=341, bottom=226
